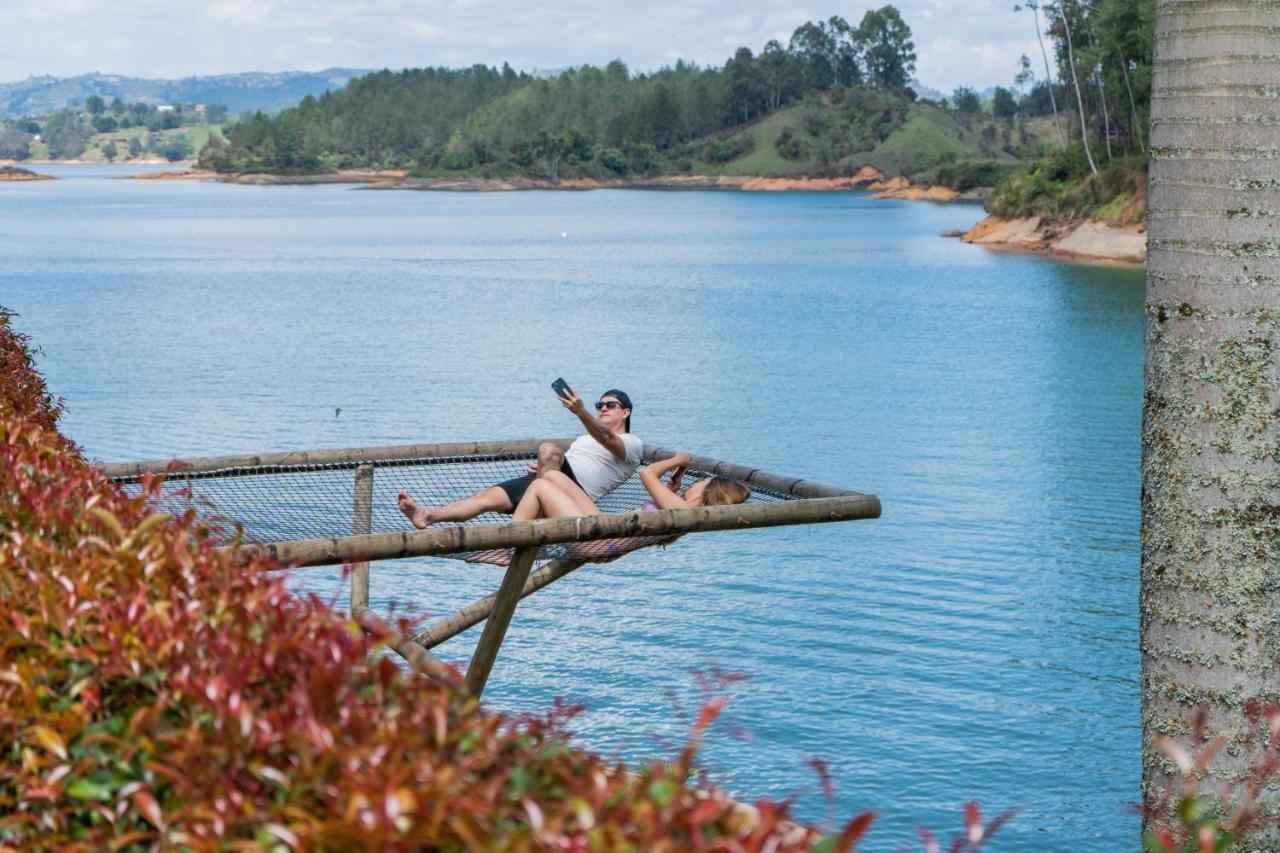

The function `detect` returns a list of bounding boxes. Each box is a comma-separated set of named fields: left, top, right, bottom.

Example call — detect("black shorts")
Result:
left=496, top=457, right=579, bottom=511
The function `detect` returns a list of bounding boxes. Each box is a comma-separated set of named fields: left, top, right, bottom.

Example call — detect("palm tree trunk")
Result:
left=1059, top=0, right=1100, bottom=174
left=1143, top=0, right=1280, bottom=838
left=1030, top=2, right=1068, bottom=147
left=1117, top=46, right=1145, bottom=154
left=1083, top=14, right=1113, bottom=161
left=1096, top=66, right=1113, bottom=161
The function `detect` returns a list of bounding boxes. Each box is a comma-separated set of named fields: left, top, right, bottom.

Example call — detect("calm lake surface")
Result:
left=2, top=164, right=1144, bottom=848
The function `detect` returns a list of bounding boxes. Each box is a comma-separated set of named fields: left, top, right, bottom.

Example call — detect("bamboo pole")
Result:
left=101, top=438, right=573, bottom=480
left=414, top=557, right=587, bottom=649
left=350, top=464, right=373, bottom=612
left=238, top=493, right=880, bottom=568
left=465, top=546, right=538, bottom=696
left=352, top=606, right=460, bottom=686
left=102, top=439, right=857, bottom=503
left=641, top=445, right=858, bottom=499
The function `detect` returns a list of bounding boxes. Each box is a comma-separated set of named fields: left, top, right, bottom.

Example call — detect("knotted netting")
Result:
left=109, top=442, right=803, bottom=565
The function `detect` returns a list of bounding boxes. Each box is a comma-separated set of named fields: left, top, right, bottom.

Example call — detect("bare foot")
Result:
left=397, top=489, right=432, bottom=529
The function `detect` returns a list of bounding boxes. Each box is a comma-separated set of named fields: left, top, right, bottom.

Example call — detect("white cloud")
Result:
left=0, top=0, right=1041, bottom=90
left=206, top=0, right=268, bottom=26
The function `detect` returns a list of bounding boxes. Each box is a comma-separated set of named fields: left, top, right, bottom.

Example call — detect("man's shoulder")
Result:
left=621, top=432, right=643, bottom=460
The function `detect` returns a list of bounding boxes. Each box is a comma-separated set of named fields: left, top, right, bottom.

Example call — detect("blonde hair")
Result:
left=700, top=477, right=751, bottom=507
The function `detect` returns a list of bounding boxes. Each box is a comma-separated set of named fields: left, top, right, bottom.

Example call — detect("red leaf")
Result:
left=834, top=810, right=876, bottom=851
left=964, top=801, right=981, bottom=844
left=694, top=697, right=728, bottom=735
left=131, top=790, right=163, bottom=829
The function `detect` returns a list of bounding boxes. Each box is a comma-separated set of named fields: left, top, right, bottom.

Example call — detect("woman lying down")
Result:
left=465, top=452, right=751, bottom=565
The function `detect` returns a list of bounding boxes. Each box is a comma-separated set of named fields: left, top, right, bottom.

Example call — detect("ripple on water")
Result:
left=6, top=170, right=1143, bottom=849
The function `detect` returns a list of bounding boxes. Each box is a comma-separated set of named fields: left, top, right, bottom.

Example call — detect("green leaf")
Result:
left=509, top=766, right=532, bottom=794
left=1178, top=794, right=1207, bottom=825
left=811, top=836, right=837, bottom=853
left=648, top=779, right=676, bottom=807
left=66, top=777, right=113, bottom=801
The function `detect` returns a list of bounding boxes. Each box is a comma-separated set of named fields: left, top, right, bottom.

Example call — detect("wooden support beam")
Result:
left=350, top=464, right=373, bottom=612
left=465, top=545, right=538, bottom=697
left=239, top=493, right=880, bottom=568
left=102, top=438, right=573, bottom=479
left=415, top=557, right=587, bottom=649
left=352, top=606, right=460, bottom=686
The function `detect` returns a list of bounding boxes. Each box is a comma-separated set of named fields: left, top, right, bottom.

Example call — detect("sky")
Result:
left=1, top=0, right=1045, bottom=92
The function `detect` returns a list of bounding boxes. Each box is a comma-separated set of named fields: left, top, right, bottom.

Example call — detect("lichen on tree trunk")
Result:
left=1142, top=0, right=1280, bottom=841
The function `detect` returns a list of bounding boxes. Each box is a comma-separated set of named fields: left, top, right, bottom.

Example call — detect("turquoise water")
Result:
left=2, top=165, right=1143, bottom=848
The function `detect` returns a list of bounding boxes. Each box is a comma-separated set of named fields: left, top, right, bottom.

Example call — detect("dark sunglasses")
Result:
left=594, top=400, right=622, bottom=411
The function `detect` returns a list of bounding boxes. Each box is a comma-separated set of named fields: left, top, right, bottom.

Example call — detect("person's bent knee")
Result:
left=542, top=469, right=574, bottom=489
left=536, top=442, right=564, bottom=474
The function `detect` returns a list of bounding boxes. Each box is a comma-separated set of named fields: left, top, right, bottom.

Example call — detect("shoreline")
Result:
left=0, top=166, right=54, bottom=182
left=0, top=157, right=193, bottom=167
left=11, top=161, right=1142, bottom=266
left=957, top=214, right=1146, bottom=266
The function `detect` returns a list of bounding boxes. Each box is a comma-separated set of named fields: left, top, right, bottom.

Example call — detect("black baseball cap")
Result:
left=601, top=389, right=633, bottom=431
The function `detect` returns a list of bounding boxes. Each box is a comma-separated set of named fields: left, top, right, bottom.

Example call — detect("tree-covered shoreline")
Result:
left=199, top=0, right=1152, bottom=212
left=201, top=7, right=1049, bottom=182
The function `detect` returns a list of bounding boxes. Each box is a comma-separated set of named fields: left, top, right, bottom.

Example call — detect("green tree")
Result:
left=858, top=5, right=916, bottom=90
left=1015, top=0, right=1066, bottom=146
left=991, top=86, right=1018, bottom=119
left=158, top=134, right=193, bottom=162
left=789, top=20, right=838, bottom=89
left=0, top=126, right=32, bottom=160
left=92, top=115, right=117, bottom=133
left=1014, top=53, right=1035, bottom=118
left=951, top=86, right=981, bottom=114
left=101, top=141, right=118, bottom=161
left=758, top=39, right=801, bottom=112
left=725, top=47, right=765, bottom=123
left=85, top=95, right=105, bottom=115
left=596, top=146, right=626, bottom=176
left=109, top=96, right=126, bottom=113
left=127, top=137, right=143, bottom=158
left=45, top=113, right=87, bottom=159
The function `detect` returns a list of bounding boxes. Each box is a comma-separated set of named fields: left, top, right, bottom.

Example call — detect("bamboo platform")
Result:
left=105, top=439, right=880, bottom=697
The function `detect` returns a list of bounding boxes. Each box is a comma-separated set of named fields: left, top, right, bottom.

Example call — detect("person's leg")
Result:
left=396, top=485, right=513, bottom=529
left=539, top=469, right=598, bottom=515
left=534, top=441, right=565, bottom=479
left=512, top=479, right=598, bottom=521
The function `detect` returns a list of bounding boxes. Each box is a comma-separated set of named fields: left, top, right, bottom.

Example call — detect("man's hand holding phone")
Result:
left=551, top=378, right=587, bottom=416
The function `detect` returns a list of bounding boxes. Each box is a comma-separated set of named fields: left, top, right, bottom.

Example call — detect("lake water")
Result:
left=2, top=164, right=1144, bottom=848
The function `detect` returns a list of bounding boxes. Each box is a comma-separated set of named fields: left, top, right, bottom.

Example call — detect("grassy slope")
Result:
left=699, top=99, right=1062, bottom=180
left=868, top=104, right=981, bottom=175
left=698, top=105, right=810, bottom=176
left=28, top=124, right=223, bottom=161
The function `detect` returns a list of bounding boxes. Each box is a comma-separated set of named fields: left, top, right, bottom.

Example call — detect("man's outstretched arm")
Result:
left=559, top=388, right=627, bottom=461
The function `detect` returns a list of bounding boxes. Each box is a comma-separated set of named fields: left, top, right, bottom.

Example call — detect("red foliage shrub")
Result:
left=1, top=310, right=862, bottom=848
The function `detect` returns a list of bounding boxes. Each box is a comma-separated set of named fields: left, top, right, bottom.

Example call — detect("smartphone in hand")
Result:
left=551, top=377, right=572, bottom=400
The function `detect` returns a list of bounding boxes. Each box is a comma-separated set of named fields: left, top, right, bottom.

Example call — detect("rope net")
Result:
left=113, top=449, right=794, bottom=565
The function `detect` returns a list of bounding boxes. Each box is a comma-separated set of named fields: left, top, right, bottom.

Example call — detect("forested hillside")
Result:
left=201, top=8, right=937, bottom=177
left=984, top=0, right=1154, bottom=220
left=0, top=70, right=366, bottom=119
left=201, top=0, right=1154, bottom=196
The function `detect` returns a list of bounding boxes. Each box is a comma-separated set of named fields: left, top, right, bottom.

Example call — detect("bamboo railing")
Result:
left=105, top=438, right=880, bottom=697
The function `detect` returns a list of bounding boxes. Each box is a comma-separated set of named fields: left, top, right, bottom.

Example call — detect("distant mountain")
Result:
left=908, top=79, right=945, bottom=102
left=0, top=69, right=371, bottom=119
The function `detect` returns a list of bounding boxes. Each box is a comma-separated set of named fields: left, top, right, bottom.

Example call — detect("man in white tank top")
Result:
left=396, top=387, right=642, bottom=528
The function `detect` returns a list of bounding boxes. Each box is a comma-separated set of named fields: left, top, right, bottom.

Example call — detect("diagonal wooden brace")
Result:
left=464, top=545, right=538, bottom=697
